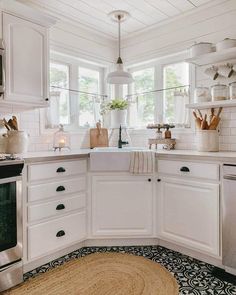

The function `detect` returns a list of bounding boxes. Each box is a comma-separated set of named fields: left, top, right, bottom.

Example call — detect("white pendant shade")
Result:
left=107, top=64, right=134, bottom=85
left=107, top=10, right=133, bottom=85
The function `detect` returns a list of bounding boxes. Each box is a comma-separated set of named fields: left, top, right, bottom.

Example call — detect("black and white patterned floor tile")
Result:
left=24, top=245, right=236, bottom=295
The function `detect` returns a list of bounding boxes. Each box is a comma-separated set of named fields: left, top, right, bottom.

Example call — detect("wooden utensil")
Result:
left=197, top=109, right=203, bottom=120
left=193, top=111, right=202, bottom=129
left=12, top=116, right=18, bottom=130
left=210, top=108, right=215, bottom=123
left=201, top=114, right=209, bottom=130
left=216, top=107, right=223, bottom=118
left=209, top=107, right=223, bottom=130
left=7, top=119, right=17, bottom=130
left=90, top=122, right=109, bottom=149
left=3, top=118, right=10, bottom=130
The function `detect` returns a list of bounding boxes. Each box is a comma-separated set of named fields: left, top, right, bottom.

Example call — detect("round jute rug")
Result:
left=3, top=253, right=179, bottom=295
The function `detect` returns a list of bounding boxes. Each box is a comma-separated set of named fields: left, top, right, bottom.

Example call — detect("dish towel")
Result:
left=129, top=150, right=155, bottom=174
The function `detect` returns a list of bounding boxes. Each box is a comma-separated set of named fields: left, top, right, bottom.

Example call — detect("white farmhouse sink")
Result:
left=90, top=147, right=146, bottom=171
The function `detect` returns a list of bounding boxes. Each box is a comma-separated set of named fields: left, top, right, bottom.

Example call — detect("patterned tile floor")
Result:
left=24, top=245, right=236, bottom=295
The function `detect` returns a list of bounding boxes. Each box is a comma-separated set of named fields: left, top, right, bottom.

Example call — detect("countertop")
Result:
left=23, top=149, right=90, bottom=163
left=22, top=148, right=236, bottom=163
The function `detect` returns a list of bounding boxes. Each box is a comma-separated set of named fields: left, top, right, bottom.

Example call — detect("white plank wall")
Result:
left=123, top=0, right=236, bottom=64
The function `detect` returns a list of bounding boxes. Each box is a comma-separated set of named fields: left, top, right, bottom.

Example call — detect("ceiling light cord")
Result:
left=117, top=15, right=122, bottom=65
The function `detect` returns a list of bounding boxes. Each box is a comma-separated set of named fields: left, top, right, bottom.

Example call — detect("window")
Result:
left=46, top=59, right=103, bottom=130
left=47, top=62, right=70, bottom=128
left=127, top=61, right=190, bottom=128
left=163, top=62, right=189, bottom=127
left=130, top=68, right=155, bottom=127
left=78, top=67, right=100, bottom=127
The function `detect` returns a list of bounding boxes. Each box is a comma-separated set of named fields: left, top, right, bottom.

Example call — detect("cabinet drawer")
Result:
left=28, top=212, right=86, bottom=259
left=28, top=160, right=87, bottom=182
left=28, top=177, right=86, bottom=202
left=28, top=193, right=86, bottom=223
left=158, top=160, right=219, bottom=181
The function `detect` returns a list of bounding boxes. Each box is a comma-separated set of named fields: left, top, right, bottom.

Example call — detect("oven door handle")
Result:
left=224, top=174, right=236, bottom=181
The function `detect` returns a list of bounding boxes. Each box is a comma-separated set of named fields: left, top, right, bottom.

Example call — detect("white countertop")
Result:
left=22, top=148, right=236, bottom=163
left=156, top=149, right=236, bottom=159
left=23, top=149, right=90, bottom=163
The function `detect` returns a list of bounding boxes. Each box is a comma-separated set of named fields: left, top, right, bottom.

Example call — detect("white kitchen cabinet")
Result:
left=28, top=211, right=86, bottom=259
left=3, top=13, right=49, bottom=105
left=25, top=159, right=88, bottom=264
left=92, top=175, right=153, bottom=237
left=157, top=177, right=219, bottom=256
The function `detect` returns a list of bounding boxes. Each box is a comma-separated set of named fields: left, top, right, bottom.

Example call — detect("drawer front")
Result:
left=28, top=177, right=86, bottom=202
left=28, top=160, right=87, bottom=182
left=28, top=212, right=86, bottom=259
left=28, top=193, right=86, bottom=223
left=158, top=160, right=219, bottom=181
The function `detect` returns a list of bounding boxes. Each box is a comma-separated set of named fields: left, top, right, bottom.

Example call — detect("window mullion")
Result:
left=70, top=64, right=79, bottom=128
left=155, top=64, right=163, bottom=123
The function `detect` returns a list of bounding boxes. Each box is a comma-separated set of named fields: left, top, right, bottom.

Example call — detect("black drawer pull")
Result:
left=56, top=167, right=66, bottom=173
left=157, top=179, right=161, bottom=182
left=56, top=204, right=65, bottom=210
left=56, top=186, right=65, bottom=192
left=148, top=178, right=152, bottom=182
left=56, top=230, right=65, bottom=237
left=45, top=98, right=49, bottom=101
left=180, top=166, right=190, bottom=172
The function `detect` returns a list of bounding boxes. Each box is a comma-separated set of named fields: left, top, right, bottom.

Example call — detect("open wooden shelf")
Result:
left=186, top=100, right=236, bottom=110
left=185, top=47, right=236, bottom=66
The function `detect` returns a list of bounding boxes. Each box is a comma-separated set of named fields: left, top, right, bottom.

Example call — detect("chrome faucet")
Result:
left=118, top=125, right=129, bottom=148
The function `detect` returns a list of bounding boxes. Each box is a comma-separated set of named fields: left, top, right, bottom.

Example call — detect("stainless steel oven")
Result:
left=0, top=161, right=24, bottom=292
left=0, top=39, right=5, bottom=94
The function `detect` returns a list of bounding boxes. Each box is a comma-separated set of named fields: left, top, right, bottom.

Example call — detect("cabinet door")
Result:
left=3, top=13, right=48, bottom=105
left=157, top=177, right=219, bottom=256
left=92, top=175, right=153, bottom=236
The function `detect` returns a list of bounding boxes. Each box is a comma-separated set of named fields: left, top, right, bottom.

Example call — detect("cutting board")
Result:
left=90, top=122, right=109, bottom=149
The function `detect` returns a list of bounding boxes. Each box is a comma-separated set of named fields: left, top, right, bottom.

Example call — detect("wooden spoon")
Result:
left=193, top=111, right=202, bottom=129
left=201, top=114, right=209, bottom=130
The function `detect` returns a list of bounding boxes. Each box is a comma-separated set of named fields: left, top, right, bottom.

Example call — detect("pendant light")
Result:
left=107, top=10, right=134, bottom=85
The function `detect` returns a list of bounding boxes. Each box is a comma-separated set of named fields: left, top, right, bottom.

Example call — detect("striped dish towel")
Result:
left=129, top=150, right=155, bottom=174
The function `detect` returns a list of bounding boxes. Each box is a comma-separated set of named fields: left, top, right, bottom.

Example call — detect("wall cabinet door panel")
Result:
left=157, top=177, right=219, bottom=256
left=92, top=175, right=153, bottom=237
left=3, top=13, right=48, bottom=105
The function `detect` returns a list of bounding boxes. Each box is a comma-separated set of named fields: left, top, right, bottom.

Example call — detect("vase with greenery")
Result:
left=101, top=99, right=129, bottom=128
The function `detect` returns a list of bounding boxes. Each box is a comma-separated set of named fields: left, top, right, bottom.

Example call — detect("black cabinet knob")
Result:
left=180, top=166, right=190, bottom=172
left=56, top=204, right=65, bottom=210
left=45, top=98, right=49, bottom=101
left=148, top=178, right=152, bottom=182
left=56, top=230, right=65, bottom=237
left=56, top=186, right=65, bottom=192
left=157, top=179, right=161, bottom=182
left=56, top=167, right=66, bottom=173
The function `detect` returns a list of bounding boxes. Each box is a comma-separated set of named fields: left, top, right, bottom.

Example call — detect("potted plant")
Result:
left=101, top=99, right=129, bottom=128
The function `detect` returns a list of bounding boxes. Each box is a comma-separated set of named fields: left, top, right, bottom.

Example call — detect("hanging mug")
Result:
left=218, top=64, right=234, bottom=78
left=204, top=66, right=219, bottom=80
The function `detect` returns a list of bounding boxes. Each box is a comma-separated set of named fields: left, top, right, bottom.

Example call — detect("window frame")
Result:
left=127, top=53, right=196, bottom=133
left=40, top=53, right=105, bottom=134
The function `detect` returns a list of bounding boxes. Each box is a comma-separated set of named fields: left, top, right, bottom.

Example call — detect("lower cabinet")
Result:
left=157, top=177, right=219, bottom=256
left=26, top=159, right=88, bottom=263
left=92, top=175, right=153, bottom=237
left=28, top=211, right=86, bottom=260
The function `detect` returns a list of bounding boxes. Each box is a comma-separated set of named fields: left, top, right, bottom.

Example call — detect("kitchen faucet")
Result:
left=118, top=125, right=129, bottom=148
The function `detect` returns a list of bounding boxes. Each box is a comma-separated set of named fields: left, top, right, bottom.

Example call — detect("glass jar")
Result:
left=53, top=124, right=71, bottom=151
left=229, top=82, right=236, bottom=100
left=211, top=84, right=228, bottom=101
left=194, top=87, right=211, bottom=103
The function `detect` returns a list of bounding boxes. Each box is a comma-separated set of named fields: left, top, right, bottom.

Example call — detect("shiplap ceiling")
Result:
left=17, top=0, right=218, bottom=39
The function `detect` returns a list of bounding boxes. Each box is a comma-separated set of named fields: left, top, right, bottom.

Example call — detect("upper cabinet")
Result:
left=0, top=0, right=56, bottom=109
left=3, top=13, right=48, bottom=106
